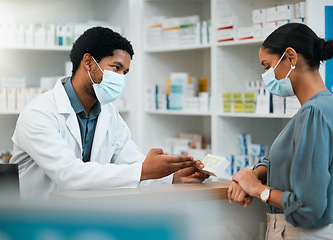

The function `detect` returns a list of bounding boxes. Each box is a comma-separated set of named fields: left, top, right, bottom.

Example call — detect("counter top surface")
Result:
left=50, top=180, right=231, bottom=200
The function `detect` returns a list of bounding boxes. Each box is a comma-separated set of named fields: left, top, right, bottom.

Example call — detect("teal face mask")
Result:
left=261, top=52, right=295, bottom=97
left=88, top=57, right=125, bottom=104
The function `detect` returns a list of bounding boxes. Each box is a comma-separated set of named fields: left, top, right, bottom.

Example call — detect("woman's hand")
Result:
left=227, top=180, right=253, bottom=208
left=232, top=168, right=266, bottom=199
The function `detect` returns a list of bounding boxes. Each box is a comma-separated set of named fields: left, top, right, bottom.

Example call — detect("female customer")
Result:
left=228, top=23, right=333, bottom=239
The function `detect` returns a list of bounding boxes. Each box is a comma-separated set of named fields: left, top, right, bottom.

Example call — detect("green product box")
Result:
left=223, top=103, right=232, bottom=112
left=244, top=102, right=255, bottom=113
left=232, top=92, right=243, bottom=103
left=222, top=92, right=232, bottom=103
left=234, top=103, right=245, bottom=112
left=244, top=91, right=256, bottom=103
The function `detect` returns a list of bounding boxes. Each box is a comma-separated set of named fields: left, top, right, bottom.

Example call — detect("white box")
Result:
left=295, top=2, right=306, bottom=19
left=216, top=16, right=235, bottom=30
left=7, top=88, right=16, bottom=111
left=16, top=23, right=25, bottom=46
left=25, top=24, right=35, bottom=46
left=253, top=23, right=265, bottom=39
left=200, top=154, right=230, bottom=178
left=265, top=21, right=278, bottom=37
left=16, top=88, right=25, bottom=111
left=237, top=26, right=254, bottom=40
left=34, top=23, right=46, bottom=46
left=252, top=9, right=266, bottom=24
left=266, top=7, right=278, bottom=22
left=0, top=23, right=9, bottom=46
left=277, top=4, right=295, bottom=21
left=272, top=95, right=285, bottom=114
left=25, top=88, right=42, bottom=104
left=0, top=88, right=6, bottom=111
left=45, top=24, right=55, bottom=46
left=216, top=28, right=235, bottom=42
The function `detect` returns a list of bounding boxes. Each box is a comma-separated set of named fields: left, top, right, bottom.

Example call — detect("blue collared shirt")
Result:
left=63, top=78, right=101, bottom=162
left=255, top=90, right=333, bottom=228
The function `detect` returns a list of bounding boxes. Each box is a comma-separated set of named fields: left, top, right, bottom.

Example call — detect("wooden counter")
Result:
left=50, top=180, right=231, bottom=201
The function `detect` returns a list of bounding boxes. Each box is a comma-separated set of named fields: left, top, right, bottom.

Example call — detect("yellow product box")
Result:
left=244, top=91, right=256, bottom=103
left=232, top=92, right=243, bottom=103
left=222, top=92, right=232, bottom=103
left=223, top=102, right=232, bottom=112
left=200, top=154, right=230, bottom=178
left=234, top=102, right=245, bottom=112
left=244, top=102, right=256, bottom=113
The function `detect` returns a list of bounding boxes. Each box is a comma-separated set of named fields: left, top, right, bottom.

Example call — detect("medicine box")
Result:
left=295, top=2, right=306, bottom=19
left=253, top=23, right=265, bottom=39
left=266, top=7, right=278, bottom=22
left=252, top=9, right=266, bottom=24
left=7, top=88, right=16, bottom=111
left=237, top=26, right=254, bottom=40
left=200, top=154, right=230, bottom=178
left=0, top=88, right=6, bottom=111
left=276, top=4, right=295, bottom=21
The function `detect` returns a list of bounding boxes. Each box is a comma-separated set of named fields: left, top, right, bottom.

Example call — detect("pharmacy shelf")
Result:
left=145, top=44, right=211, bottom=53
left=216, top=38, right=265, bottom=47
left=0, top=111, right=21, bottom=115
left=217, top=112, right=295, bottom=119
left=146, top=109, right=211, bottom=116
left=0, top=45, right=72, bottom=51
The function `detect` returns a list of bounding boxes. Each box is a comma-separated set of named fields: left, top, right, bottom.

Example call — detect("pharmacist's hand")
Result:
left=227, top=180, right=253, bottom=208
left=232, top=168, right=264, bottom=199
left=141, top=148, right=197, bottom=181
left=173, top=160, right=209, bottom=184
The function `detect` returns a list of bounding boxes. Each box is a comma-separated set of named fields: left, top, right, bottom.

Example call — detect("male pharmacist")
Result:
left=10, top=27, right=207, bottom=200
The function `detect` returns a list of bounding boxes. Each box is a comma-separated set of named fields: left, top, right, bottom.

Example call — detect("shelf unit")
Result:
left=0, top=0, right=136, bottom=151
left=136, top=0, right=333, bottom=157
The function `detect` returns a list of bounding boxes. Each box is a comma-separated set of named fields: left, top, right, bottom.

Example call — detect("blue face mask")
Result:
left=88, top=57, right=125, bottom=104
left=261, top=52, right=295, bottom=97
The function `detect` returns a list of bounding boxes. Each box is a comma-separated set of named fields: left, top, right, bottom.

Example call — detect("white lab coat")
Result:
left=10, top=77, right=172, bottom=200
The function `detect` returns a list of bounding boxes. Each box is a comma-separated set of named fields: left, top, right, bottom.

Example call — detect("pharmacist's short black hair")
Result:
left=70, top=26, right=134, bottom=77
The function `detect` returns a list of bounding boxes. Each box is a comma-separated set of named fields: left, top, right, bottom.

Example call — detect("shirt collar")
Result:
left=63, top=78, right=101, bottom=118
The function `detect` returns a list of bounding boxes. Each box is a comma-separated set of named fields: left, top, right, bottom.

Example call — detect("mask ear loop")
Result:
left=92, top=56, right=104, bottom=73
left=286, top=65, right=296, bottom=78
left=273, top=52, right=286, bottom=70
left=87, top=70, right=95, bottom=84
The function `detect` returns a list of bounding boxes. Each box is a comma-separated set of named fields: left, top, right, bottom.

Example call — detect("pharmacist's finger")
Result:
left=193, top=160, right=204, bottom=169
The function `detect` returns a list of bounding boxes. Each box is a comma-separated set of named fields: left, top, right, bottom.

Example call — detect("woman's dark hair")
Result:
left=70, top=26, right=134, bottom=77
left=262, top=23, right=333, bottom=70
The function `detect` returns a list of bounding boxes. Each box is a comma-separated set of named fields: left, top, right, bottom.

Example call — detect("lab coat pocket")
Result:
left=98, top=146, right=116, bottom=164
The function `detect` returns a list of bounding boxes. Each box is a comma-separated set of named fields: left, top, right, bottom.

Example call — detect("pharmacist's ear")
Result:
left=285, top=47, right=297, bottom=67
left=82, top=53, right=93, bottom=71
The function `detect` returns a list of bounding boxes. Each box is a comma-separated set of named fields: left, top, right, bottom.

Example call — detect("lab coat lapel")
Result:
left=90, top=104, right=111, bottom=161
left=54, top=78, right=83, bottom=152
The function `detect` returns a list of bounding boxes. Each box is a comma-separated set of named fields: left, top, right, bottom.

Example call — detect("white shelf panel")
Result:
left=216, top=38, right=265, bottom=47
left=146, top=109, right=211, bottom=116
left=217, top=112, right=295, bottom=119
left=0, top=111, right=20, bottom=115
left=145, top=44, right=211, bottom=53
left=0, top=45, right=72, bottom=51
